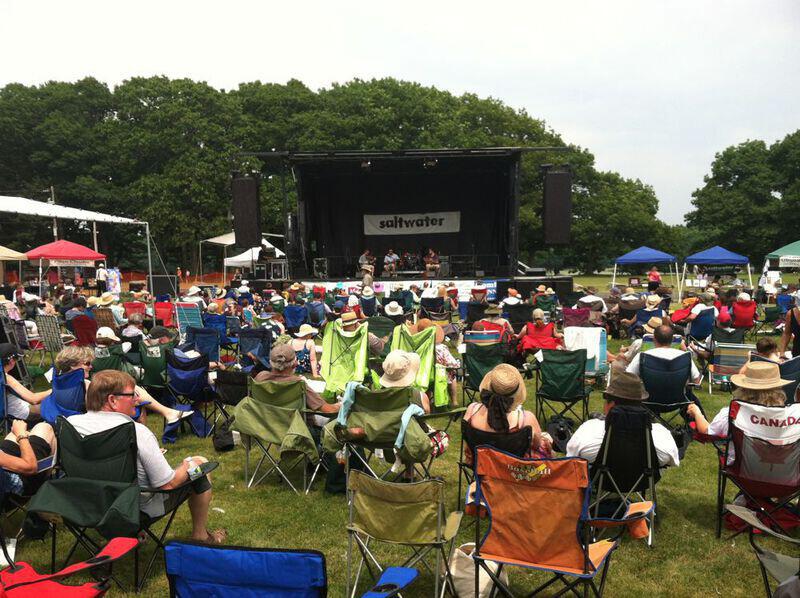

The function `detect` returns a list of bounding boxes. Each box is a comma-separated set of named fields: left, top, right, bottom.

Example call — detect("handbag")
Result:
left=448, top=542, right=508, bottom=597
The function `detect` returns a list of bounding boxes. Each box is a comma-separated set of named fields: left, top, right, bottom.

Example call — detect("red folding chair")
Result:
left=71, top=315, right=98, bottom=347
left=123, top=302, right=146, bottom=319
left=154, top=302, right=175, bottom=328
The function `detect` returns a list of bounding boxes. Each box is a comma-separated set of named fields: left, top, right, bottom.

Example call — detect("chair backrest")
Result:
left=639, top=352, right=691, bottom=412
left=732, top=301, right=757, bottom=328
left=71, top=314, right=98, bottom=346
left=538, top=349, right=587, bottom=400
left=203, top=314, right=229, bottom=343
left=464, top=329, right=502, bottom=345
left=283, top=305, right=307, bottom=330
left=175, top=303, right=203, bottom=336
left=225, top=315, right=242, bottom=337
left=237, top=328, right=273, bottom=368
left=776, top=293, right=795, bottom=315
left=155, top=301, right=175, bottom=327
left=466, top=302, right=488, bottom=324
left=123, top=302, right=146, bottom=319
left=366, top=315, right=395, bottom=339
left=752, top=354, right=800, bottom=405
left=166, top=350, right=210, bottom=399
left=726, top=400, right=800, bottom=497
left=55, top=417, right=137, bottom=483
left=248, top=379, right=306, bottom=410
left=215, top=369, right=249, bottom=407
left=92, top=343, right=136, bottom=378
left=533, top=295, right=557, bottom=312
left=164, top=541, right=328, bottom=597
left=140, top=339, right=173, bottom=387
left=389, top=325, right=436, bottom=390
left=420, top=297, right=444, bottom=312
left=505, top=303, right=532, bottom=333
left=359, top=296, right=377, bottom=318
left=711, top=326, right=747, bottom=344
left=348, top=469, right=445, bottom=544
left=35, top=315, right=64, bottom=353
left=710, top=342, right=756, bottom=378
left=94, top=307, right=118, bottom=332
left=320, top=320, right=369, bottom=395
left=306, top=301, right=327, bottom=326
left=689, top=307, right=715, bottom=340
left=40, top=368, right=86, bottom=424
left=474, top=447, right=592, bottom=573
left=461, top=419, right=532, bottom=458
left=185, top=326, right=220, bottom=362
left=593, top=405, right=659, bottom=496
left=562, top=307, right=590, bottom=328
left=463, top=342, right=505, bottom=391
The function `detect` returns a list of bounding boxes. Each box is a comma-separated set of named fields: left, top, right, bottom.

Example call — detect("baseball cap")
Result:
left=0, top=343, right=22, bottom=362
left=269, top=344, right=296, bottom=370
left=96, top=327, right=121, bottom=342
left=148, top=326, right=177, bottom=341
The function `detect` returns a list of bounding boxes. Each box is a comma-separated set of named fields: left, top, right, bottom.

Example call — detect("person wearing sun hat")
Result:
left=379, top=350, right=431, bottom=413
left=181, top=285, right=207, bottom=310
left=290, top=323, right=320, bottom=376
left=476, top=303, right=513, bottom=337
left=574, top=285, right=608, bottom=314
left=567, top=370, right=679, bottom=467
left=621, top=294, right=668, bottom=337
left=340, top=311, right=386, bottom=356
left=462, top=364, right=552, bottom=460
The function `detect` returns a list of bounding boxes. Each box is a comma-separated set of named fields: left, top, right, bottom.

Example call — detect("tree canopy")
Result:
left=4, top=75, right=784, bottom=274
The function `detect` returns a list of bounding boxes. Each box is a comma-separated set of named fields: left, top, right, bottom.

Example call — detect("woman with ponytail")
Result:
left=462, top=364, right=552, bottom=460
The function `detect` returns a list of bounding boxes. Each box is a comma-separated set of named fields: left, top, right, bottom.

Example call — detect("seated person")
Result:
left=383, top=249, right=400, bottom=276
left=253, top=344, right=339, bottom=422
left=684, top=292, right=719, bottom=337
left=476, top=304, right=513, bottom=338
left=740, top=337, right=784, bottom=371
left=290, top=324, right=320, bottom=377
left=573, top=286, right=608, bottom=313
left=340, top=311, right=387, bottom=357
left=606, top=317, right=661, bottom=369
left=499, top=288, right=523, bottom=309
left=621, top=294, right=668, bottom=337
left=357, top=249, right=376, bottom=276
left=626, top=323, right=702, bottom=384
left=423, top=249, right=440, bottom=278
left=1, top=343, right=49, bottom=419
left=380, top=350, right=431, bottom=413
left=463, top=364, right=552, bottom=461
left=64, top=296, right=91, bottom=322
left=68, top=370, right=226, bottom=544
left=181, top=286, right=207, bottom=310
left=122, top=312, right=145, bottom=339
left=566, top=371, right=679, bottom=468
left=516, top=308, right=563, bottom=353
left=0, top=418, right=56, bottom=497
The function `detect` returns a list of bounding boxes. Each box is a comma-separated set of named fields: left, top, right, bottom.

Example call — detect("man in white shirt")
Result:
left=567, top=371, right=680, bottom=468
left=181, top=286, right=207, bottom=310
left=68, top=370, right=226, bottom=544
left=626, top=324, right=702, bottom=384
left=573, top=286, right=608, bottom=313
left=95, top=262, right=108, bottom=296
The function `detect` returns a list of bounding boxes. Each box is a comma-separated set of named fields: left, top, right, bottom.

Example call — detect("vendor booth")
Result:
left=611, top=246, right=678, bottom=289
left=680, top=245, right=752, bottom=297
left=26, top=240, right=106, bottom=296
left=199, top=232, right=286, bottom=283
left=0, top=244, right=26, bottom=285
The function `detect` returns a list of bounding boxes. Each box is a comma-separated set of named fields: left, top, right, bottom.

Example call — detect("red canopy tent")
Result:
left=26, top=240, right=105, bottom=295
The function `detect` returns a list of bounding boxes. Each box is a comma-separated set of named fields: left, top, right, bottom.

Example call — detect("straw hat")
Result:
left=535, top=284, right=546, bottom=293
left=87, top=296, right=99, bottom=307
left=98, top=292, right=115, bottom=306
left=479, top=364, right=527, bottom=409
left=384, top=301, right=403, bottom=317
left=186, top=286, right=202, bottom=297
left=380, top=350, right=420, bottom=388
left=643, top=316, right=663, bottom=334
left=484, top=304, right=502, bottom=316
left=504, top=296, right=522, bottom=305
left=215, top=287, right=226, bottom=298
left=295, top=324, right=318, bottom=338
left=362, top=286, right=375, bottom=298
left=340, top=311, right=361, bottom=326
left=645, top=294, right=662, bottom=310
left=624, top=287, right=636, bottom=295
left=545, top=287, right=555, bottom=295
left=270, top=294, right=284, bottom=304
left=289, top=283, right=302, bottom=291
left=737, top=292, right=751, bottom=302
left=347, top=295, right=359, bottom=308
left=730, top=361, right=791, bottom=390
left=96, top=326, right=120, bottom=342
left=603, top=371, right=649, bottom=402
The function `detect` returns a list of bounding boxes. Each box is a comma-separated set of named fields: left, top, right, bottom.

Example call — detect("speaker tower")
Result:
left=231, top=174, right=262, bottom=248
left=542, top=166, right=572, bottom=245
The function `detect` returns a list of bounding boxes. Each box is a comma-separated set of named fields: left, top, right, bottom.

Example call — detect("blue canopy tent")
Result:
left=612, top=246, right=679, bottom=289
left=680, top=245, right=752, bottom=297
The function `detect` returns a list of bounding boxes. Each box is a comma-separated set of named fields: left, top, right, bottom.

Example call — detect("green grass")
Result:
left=12, top=341, right=770, bottom=597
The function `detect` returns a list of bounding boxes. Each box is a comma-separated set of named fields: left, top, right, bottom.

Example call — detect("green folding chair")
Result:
left=346, top=470, right=462, bottom=598
left=139, top=339, right=174, bottom=390
left=232, top=379, right=323, bottom=494
left=320, top=320, right=369, bottom=396
left=92, top=343, right=141, bottom=382
left=535, top=348, right=591, bottom=423
left=461, top=342, right=506, bottom=405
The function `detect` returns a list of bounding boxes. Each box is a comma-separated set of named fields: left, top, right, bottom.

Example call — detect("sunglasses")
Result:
left=112, top=391, right=139, bottom=400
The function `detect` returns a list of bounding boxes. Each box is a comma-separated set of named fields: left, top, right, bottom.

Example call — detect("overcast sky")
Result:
left=2, top=0, right=798, bottom=223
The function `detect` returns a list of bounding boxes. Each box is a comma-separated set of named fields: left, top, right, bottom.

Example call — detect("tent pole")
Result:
left=38, top=258, right=42, bottom=297
left=223, top=245, right=227, bottom=286
left=612, top=264, right=617, bottom=289
left=199, top=241, right=203, bottom=283
left=92, top=221, right=98, bottom=252
left=747, top=264, right=753, bottom=291
left=144, top=222, right=155, bottom=296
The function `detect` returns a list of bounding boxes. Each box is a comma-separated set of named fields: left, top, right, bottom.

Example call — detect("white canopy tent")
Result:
left=0, top=195, right=154, bottom=292
left=198, top=231, right=285, bottom=282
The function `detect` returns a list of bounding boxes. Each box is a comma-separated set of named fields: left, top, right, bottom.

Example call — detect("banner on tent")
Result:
left=779, top=256, right=800, bottom=268
left=363, top=212, right=460, bottom=236
left=47, top=259, right=96, bottom=267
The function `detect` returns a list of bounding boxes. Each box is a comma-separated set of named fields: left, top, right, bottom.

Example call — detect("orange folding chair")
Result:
left=154, top=302, right=175, bottom=328
left=472, top=447, right=620, bottom=597
left=123, top=302, right=146, bottom=319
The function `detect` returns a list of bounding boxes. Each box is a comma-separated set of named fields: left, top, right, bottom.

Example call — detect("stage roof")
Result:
left=615, top=246, right=677, bottom=264
left=0, top=196, right=140, bottom=224
left=685, top=245, right=748, bottom=265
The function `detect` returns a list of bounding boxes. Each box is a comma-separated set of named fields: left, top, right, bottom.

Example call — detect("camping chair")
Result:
left=306, top=301, right=327, bottom=327
left=27, top=417, right=218, bottom=592
left=34, top=314, right=72, bottom=366
left=283, top=304, right=307, bottom=332
left=535, top=349, right=591, bottom=423
left=71, top=315, right=98, bottom=346
left=366, top=315, right=395, bottom=340
left=225, top=315, right=241, bottom=339
left=752, top=354, right=800, bottom=405
left=165, top=350, right=213, bottom=439
left=590, top=405, right=659, bottom=547
left=639, top=352, right=693, bottom=431
left=237, top=328, right=273, bottom=371
left=346, top=469, right=461, bottom=598
left=472, top=446, right=618, bottom=597
left=232, top=379, right=324, bottom=494
left=154, top=301, right=175, bottom=327
left=202, top=313, right=237, bottom=355
left=390, top=325, right=436, bottom=391
left=213, top=368, right=248, bottom=424
left=139, top=339, right=173, bottom=391
left=419, top=297, right=450, bottom=325
left=698, top=400, right=800, bottom=538
left=39, top=367, right=86, bottom=425
left=123, top=302, right=146, bottom=319
left=687, top=307, right=716, bottom=344
left=505, top=302, right=532, bottom=333
left=708, top=341, right=756, bottom=395
left=725, top=504, right=800, bottom=598
left=753, top=304, right=782, bottom=337
left=562, top=307, right=591, bottom=327
left=93, top=308, right=118, bottom=334
left=776, top=293, right=795, bottom=316
left=0, top=536, right=138, bottom=597
left=174, top=303, right=203, bottom=339
left=457, top=418, right=532, bottom=515
left=461, top=333, right=505, bottom=405
left=164, top=540, right=418, bottom=598
left=91, top=343, right=140, bottom=382
left=185, top=326, right=220, bottom=362
left=564, top=326, right=609, bottom=385
left=533, top=294, right=558, bottom=315
left=465, top=302, right=487, bottom=326
left=320, top=319, right=369, bottom=396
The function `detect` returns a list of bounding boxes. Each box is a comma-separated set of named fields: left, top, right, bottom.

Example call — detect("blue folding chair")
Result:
left=237, top=328, right=273, bottom=371
left=185, top=326, right=221, bottom=363
left=165, top=350, right=213, bottom=441
left=283, top=304, right=307, bottom=332
left=687, top=307, right=715, bottom=343
left=752, top=353, right=800, bottom=405
left=640, top=352, right=693, bottom=433
left=776, top=293, right=794, bottom=316
left=306, top=301, right=327, bottom=327
left=203, top=313, right=237, bottom=353
left=40, top=367, right=86, bottom=424
left=164, top=541, right=417, bottom=598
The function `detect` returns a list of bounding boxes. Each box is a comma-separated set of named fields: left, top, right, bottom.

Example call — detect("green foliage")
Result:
left=1, top=76, right=675, bottom=272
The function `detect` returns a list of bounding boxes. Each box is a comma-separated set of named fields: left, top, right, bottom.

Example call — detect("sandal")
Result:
left=201, top=528, right=227, bottom=545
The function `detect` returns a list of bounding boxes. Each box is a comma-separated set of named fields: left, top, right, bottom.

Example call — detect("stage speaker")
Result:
left=148, top=275, right=179, bottom=298
left=231, top=175, right=262, bottom=248
left=542, top=167, right=572, bottom=245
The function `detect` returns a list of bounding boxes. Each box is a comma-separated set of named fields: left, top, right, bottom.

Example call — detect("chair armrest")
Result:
left=726, top=505, right=800, bottom=544
left=417, top=407, right=466, bottom=422
left=303, top=409, right=339, bottom=419
left=141, top=461, right=219, bottom=494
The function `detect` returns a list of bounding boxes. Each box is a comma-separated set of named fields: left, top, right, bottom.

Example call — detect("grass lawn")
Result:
left=12, top=336, right=770, bottom=598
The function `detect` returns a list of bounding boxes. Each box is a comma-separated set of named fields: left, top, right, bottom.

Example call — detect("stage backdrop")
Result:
left=292, top=151, right=521, bottom=277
